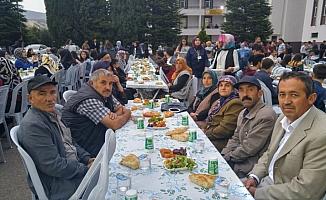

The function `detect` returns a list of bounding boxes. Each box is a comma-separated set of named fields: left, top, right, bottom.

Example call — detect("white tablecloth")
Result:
left=105, top=102, right=254, bottom=200
left=126, top=80, right=168, bottom=90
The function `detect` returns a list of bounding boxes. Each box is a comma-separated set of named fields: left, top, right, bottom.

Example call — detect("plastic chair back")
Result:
left=6, top=80, right=28, bottom=124
left=63, top=90, right=77, bottom=102
left=69, top=129, right=116, bottom=200
left=0, top=85, right=9, bottom=124
left=10, top=126, right=49, bottom=200
left=159, top=67, right=169, bottom=84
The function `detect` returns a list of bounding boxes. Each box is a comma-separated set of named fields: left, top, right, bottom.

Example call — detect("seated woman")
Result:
left=288, top=53, right=303, bottom=71
left=35, top=54, right=59, bottom=77
left=107, top=60, right=128, bottom=105
left=14, top=48, right=38, bottom=70
left=188, top=70, right=218, bottom=121
left=204, top=75, right=243, bottom=152
left=168, top=57, right=192, bottom=101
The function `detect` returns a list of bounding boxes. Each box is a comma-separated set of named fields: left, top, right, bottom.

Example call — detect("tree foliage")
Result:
left=44, top=0, right=111, bottom=47
left=198, top=27, right=210, bottom=43
left=222, top=0, right=273, bottom=42
left=25, top=26, right=53, bottom=46
left=0, top=0, right=26, bottom=47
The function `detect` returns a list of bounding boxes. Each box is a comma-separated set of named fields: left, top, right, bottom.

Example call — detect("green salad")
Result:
left=164, top=155, right=197, bottom=170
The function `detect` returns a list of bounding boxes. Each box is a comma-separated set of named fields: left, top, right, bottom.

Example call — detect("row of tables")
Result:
left=105, top=100, right=254, bottom=200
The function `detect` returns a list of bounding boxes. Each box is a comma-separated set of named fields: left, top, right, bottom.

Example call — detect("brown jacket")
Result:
left=205, top=98, right=243, bottom=151
left=221, top=100, right=277, bottom=177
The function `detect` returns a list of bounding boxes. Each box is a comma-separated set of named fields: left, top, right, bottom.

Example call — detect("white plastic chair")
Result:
left=0, top=85, right=10, bottom=162
left=10, top=126, right=49, bottom=200
left=6, top=80, right=28, bottom=125
left=69, top=129, right=116, bottom=200
left=159, top=67, right=169, bottom=84
left=63, top=90, right=77, bottom=102
left=65, top=65, right=81, bottom=90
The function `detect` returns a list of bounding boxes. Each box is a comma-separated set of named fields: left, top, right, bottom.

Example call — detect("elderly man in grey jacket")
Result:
left=221, top=76, right=277, bottom=178
left=18, top=75, right=94, bottom=200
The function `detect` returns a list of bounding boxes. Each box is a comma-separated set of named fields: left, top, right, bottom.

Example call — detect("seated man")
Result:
left=244, top=72, right=326, bottom=199
left=18, top=75, right=94, bottom=200
left=312, top=63, right=326, bottom=112
left=254, top=57, right=278, bottom=104
left=221, top=76, right=277, bottom=178
left=62, top=69, right=131, bottom=156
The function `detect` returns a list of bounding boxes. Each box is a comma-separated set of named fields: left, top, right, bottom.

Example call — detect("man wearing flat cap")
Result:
left=221, top=76, right=277, bottom=178
left=17, top=75, right=94, bottom=199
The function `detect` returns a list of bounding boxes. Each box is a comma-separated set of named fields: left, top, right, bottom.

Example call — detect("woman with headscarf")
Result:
left=169, top=57, right=192, bottom=100
left=14, top=48, right=38, bottom=70
left=35, top=54, right=59, bottom=77
left=204, top=75, right=243, bottom=151
left=188, top=69, right=219, bottom=121
left=59, top=49, right=76, bottom=70
left=210, top=34, right=240, bottom=76
left=186, top=36, right=209, bottom=84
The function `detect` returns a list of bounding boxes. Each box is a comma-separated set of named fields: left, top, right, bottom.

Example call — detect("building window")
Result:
left=204, top=0, right=213, bottom=9
left=311, top=0, right=319, bottom=26
left=204, top=16, right=213, bottom=28
left=321, top=0, right=326, bottom=24
left=311, top=32, right=319, bottom=38
left=180, top=17, right=188, bottom=29
left=180, top=0, right=188, bottom=9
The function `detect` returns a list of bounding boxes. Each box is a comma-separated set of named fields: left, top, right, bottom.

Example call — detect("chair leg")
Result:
left=0, top=139, right=6, bottom=163
left=3, top=120, right=12, bottom=148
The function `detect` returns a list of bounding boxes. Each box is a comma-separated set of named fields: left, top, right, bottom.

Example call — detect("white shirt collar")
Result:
left=280, top=107, right=312, bottom=132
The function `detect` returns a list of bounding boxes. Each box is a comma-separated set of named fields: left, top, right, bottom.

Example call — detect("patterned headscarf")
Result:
left=218, top=34, right=235, bottom=49
left=0, top=57, right=22, bottom=90
left=41, top=54, right=58, bottom=74
left=171, top=57, right=192, bottom=81
left=14, top=48, right=25, bottom=59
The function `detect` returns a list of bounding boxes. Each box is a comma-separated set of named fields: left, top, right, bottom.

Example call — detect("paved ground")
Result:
left=0, top=139, right=31, bottom=200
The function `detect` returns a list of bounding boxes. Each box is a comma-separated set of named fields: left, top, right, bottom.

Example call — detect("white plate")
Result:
left=146, top=126, right=168, bottom=130
left=163, top=162, right=198, bottom=171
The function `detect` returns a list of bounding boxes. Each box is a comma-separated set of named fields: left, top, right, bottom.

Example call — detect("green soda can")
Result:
left=181, top=114, right=189, bottom=126
left=165, top=95, right=170, bottom=103
left=149, top=100, right=154, bottom=109
left=208, top=158, right=219, bottom=175
left=125, top=189, right=138, bottom=200
left=137, top=118, right=144, bottom=129
left=145, top=132, right=154, bottom=151
left=188, top=129, right=197, bottom=142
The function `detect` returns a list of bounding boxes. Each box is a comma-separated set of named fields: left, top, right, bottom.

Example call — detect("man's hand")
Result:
left=190, top=112, right=197, bottom=120
left=108, top=112, right=118, bottom=120
left=225, top=67, right=235, bottom=73
left=87, top=158, right=96, bottom=168
left=243, top=177, right=257, bottom=189
left=248, top=186, right=256, bottom=196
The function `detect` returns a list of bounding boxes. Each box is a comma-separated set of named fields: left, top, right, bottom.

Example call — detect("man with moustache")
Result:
left=244, top=72, right=326, bottom=199
left=221, top=76, right=277, bottom=178
left=62, top=69, right=131, bottom=156
left=18, top=75, right=94, bottom=199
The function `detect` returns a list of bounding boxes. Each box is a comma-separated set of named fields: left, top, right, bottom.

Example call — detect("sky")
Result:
left=20, top=0, right=46, bottom=13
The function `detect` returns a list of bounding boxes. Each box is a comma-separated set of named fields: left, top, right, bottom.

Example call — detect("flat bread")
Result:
left=119, top=154, right=140, bottom=170
left=170, top=132, right=188, bottom=142
left=166, top=127, right=188, bottom=136
left=143, top=111, right=160, bottom=118
left=163, top=111, right=174, bottom=118
left=189, top=173, right=217, bottom=188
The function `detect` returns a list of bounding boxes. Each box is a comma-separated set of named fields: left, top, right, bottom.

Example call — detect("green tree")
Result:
left=222, top=0, right=273, bottom=42
left=25, top=26, right=53, bottom=46
left=197, top=27, right=210, bottom=43
left=44, top=0, right=111, bottom=47
left=0, top=0, right=26, bottom=47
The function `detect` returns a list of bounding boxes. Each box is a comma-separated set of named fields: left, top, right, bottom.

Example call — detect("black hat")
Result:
left=27, top=75, right=57, bottom=93
left=234, top=76, right=261, bottom=89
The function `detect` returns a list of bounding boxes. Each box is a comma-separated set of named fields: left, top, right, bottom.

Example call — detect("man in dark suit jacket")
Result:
left=18, top=75, right=94, bottom=199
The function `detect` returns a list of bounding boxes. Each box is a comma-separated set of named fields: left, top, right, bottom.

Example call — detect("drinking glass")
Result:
left=116, top=173, right=131, bottom=199
left=139, top=154, right=151, bottom=171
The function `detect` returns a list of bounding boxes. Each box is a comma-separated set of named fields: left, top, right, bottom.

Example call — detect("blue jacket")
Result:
left=18, top=108, right=90, bottom=200
left=186, top=46, right=209, bottom=78
left=313, top=80, right=326, bottom=112
left=15, top=58, right=38, bottom=70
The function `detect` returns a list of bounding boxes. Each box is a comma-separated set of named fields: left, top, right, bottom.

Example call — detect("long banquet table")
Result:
left=105, top=100, right=254, bottom=200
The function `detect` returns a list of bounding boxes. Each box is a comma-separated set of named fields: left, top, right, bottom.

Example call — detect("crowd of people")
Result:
left=1, top=33, right=326, bottom=200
